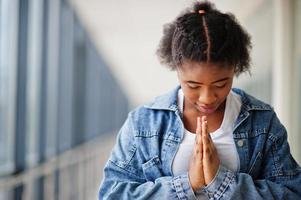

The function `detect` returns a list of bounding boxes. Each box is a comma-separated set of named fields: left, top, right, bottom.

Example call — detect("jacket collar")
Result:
left=144, top=85, right=272, bottom=112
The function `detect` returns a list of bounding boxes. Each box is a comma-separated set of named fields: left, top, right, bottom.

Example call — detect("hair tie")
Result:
left=198, top=10, right=205, bottom=14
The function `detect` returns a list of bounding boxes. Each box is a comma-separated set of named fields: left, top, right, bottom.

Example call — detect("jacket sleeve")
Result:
left=199, top=113, right=301, bottom=200
left=98, top=114, right=197, bottom=200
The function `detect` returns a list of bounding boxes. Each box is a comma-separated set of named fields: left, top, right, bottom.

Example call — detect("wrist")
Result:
left=190, top=181, right=205, bottom=191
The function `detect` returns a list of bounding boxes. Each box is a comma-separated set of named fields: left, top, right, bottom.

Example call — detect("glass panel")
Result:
left=25, top=0, right=43, bottom=168
left=45, top=0, right=60, bottom=158
left=57, top=0, right=74, bottom=153
left=0, top=0, right=18, bottom=176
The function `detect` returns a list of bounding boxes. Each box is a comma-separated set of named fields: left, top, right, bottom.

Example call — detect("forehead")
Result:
left=177, top=61, right=235, bottom=82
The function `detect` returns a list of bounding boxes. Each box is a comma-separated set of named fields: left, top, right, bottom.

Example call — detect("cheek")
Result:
left=216, top=87, right=232, bottom=101
left=181, top=87, right=199, bottom=102
left=214, top=80, right=233, bottom=96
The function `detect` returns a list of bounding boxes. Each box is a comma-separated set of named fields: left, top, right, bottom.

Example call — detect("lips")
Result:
left=200, top=105, right=215, bottom=110
left=196, top=104, right=217, bottom=114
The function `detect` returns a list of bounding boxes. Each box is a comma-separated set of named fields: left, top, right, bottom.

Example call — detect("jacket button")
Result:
left=237, top=140, right=244, bottom=147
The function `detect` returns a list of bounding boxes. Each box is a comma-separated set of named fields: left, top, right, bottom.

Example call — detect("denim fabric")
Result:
left=99, top=86, right=301, bottom=200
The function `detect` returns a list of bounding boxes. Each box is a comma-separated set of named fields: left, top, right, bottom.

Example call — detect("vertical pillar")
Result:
left=273, top=0, right=300, bottom=163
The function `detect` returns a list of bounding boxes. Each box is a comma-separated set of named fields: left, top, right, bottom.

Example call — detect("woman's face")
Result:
left=177, top=61, right=235, bottom=115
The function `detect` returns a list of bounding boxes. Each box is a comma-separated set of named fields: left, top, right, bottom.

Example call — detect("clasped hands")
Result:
left=188, top=116, right=220, bottom=191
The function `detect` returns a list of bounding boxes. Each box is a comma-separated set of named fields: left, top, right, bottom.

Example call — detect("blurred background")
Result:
left=0, top=0, right=300, bottom=199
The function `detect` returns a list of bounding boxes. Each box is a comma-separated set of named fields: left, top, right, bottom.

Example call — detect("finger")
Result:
left=202, top=116, right=208, bottom=141
left=192, top=117, right=203, bottom=161
left=197, top=117, right=203, bottom=159
left=202, top=116, right=209, bottom=152
left=195, top=117, right=202, bottom=144
left=204, top=120, right=213, bottom=144
left=203, top=118, right=210, bottom=142
left=195, top=117, right=199, bottom=144
left=204, top=120, right=215, bottom=149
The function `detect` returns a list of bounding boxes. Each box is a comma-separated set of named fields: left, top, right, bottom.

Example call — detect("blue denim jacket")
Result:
left=99, top=86, right=301, bottom=200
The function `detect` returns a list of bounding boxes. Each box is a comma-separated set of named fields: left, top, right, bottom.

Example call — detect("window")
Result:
left=0, top=0, right=19, bottom=176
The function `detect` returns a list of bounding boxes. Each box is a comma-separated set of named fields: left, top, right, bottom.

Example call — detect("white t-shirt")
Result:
left=172, top=89, right=241, bottom=177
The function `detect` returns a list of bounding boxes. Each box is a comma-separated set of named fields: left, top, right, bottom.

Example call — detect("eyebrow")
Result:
left=186, top=77, right=230, bottom=84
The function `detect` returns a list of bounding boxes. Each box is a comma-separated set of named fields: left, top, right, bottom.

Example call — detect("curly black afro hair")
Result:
left=156, top=1, right=252, bottom=74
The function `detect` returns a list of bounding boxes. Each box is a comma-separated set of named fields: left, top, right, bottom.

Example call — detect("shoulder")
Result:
left=124, top=86, right=180, bottom=135
left=232, top=88, right=285, bottom=139
left=232, top=88, right=273, bottom=111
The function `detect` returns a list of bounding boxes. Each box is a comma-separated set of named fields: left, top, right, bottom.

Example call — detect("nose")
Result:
left=198, top=89, right=216, bottom=105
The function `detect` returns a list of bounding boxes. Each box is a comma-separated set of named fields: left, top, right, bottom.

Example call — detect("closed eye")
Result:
left=189, top=85, right=199, bottom=89
left=187, top=83, right=200, bottom=89
left=215, top=83, right=226, bottom=88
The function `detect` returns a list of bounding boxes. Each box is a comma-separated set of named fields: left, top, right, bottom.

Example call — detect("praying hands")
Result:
left=189, top=116, right=221, bottom=191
